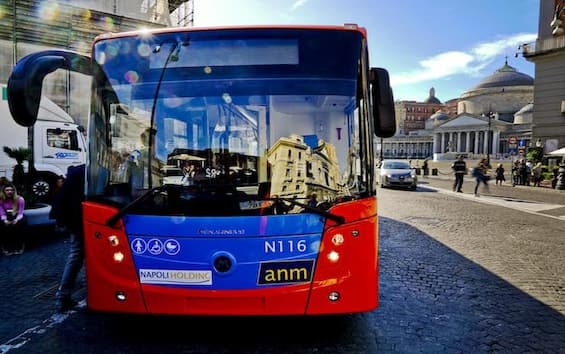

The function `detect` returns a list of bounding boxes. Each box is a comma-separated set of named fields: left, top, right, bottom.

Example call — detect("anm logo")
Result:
left=257, top=260, right=315, bottom=285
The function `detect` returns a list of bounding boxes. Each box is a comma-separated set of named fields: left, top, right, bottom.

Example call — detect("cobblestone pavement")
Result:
left=0, top=230, right=86, bottom=349
left=418, top=174, right=565, bottom=220
left=376, top=184, right=565, bottom=352
left=1, top=185, right=564, bottom=353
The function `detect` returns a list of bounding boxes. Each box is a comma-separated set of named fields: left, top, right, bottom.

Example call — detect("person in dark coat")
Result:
left=451, top=155, right=467, bottom=192
left=50, top=164, right=85, bottom=312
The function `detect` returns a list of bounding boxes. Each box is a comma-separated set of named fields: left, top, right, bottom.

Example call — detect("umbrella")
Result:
left=548, top=147, right=565, bottom=156
left=169, top=153, right=206, bottom=161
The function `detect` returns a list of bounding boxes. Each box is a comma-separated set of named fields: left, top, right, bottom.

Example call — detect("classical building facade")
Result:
left=393, top=87, right=446, bottom=135
left=381, top=61, right=534, bottom=161
left=432, top=61, right=534, bottom=160
left=523, top=0, right=565, bottom=154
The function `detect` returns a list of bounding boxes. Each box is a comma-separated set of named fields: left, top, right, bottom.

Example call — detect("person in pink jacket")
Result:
left=0, top=183, right=26, bottom=255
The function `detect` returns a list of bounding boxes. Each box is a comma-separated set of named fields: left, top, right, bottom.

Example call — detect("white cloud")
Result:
left=473, top=33, right=537, bottom=61
left=390, top=32, right=537, bottom=86
left=291, top=0, right=308, bottom=11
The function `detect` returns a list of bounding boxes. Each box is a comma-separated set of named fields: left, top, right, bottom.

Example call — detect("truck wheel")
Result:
left=31, top=177, right=52, bottom=200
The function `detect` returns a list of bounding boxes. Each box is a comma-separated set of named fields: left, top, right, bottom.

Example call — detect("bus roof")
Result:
left=94, top=24, right=367, bottom=43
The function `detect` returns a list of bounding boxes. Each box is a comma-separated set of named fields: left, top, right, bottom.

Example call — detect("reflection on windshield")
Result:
left=90, top=32, right=369, bottom=217
left=102, top=94, right=358, bottom=212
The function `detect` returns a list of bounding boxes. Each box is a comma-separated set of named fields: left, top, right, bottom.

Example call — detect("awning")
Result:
left=169, top=153, right=206, bottom=161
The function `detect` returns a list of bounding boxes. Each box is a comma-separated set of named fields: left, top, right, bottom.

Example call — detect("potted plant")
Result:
left=2, top=146, right=29, bottom=191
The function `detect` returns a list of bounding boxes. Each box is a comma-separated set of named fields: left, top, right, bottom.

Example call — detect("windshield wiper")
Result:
left=106, top=185, right=176, bottom=227
left=264, top=197, right=345, bottom=224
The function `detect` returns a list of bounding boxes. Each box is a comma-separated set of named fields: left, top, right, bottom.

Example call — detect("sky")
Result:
left=191, top=0, right=539, bottom=103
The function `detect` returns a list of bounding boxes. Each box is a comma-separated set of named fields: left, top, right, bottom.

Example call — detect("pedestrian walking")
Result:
left=511, top=160, right=520, bottom=186
left=473, top=158, right=490, bottom=196
left=49, top=164, right=85, bottom=312
left=531, top=162, right=543, bottom=187
left=451, top=155, right=466, bottom=192
left=495, top=163, right=505, bottom=185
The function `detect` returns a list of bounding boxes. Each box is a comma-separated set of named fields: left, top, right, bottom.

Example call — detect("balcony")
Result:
left=522, top=36, right=565, bottom=59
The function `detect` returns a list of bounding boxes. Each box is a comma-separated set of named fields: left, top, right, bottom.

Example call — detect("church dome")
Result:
left=424, top=96, right=442, bottom=104
left=471, top=62, right=534, bottom=90
left=423, top=87, right=442, bottom=104
left=430, top=111, right=449, bottom=120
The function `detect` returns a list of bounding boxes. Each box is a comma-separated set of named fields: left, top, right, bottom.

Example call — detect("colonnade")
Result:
left=379, top=141, right=433, bottom=159
left=433, top=130, right=499, bottom=155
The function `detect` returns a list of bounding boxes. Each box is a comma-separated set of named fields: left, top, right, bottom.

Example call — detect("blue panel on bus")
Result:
left=124, top=214, right=325, bottom=290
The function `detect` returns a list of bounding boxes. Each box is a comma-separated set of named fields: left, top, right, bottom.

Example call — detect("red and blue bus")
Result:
left=8, top=24, right=395, bottom=315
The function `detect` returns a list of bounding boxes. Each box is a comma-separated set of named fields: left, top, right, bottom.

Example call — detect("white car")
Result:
left=377, top=159, right=418, bottom=190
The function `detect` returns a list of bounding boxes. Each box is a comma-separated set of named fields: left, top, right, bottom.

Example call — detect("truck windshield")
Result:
left=88, top=28, right=371, bottom=217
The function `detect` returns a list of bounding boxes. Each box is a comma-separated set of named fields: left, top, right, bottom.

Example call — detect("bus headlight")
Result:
left=113, top=251, right=124, bottom=263
left=327, top=251, right=340, bottom=262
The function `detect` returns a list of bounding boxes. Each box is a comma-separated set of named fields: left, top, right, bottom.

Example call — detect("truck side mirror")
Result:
left=370, top=67, right=396, bottom=138
left=7, top=50, right=91, bottom=127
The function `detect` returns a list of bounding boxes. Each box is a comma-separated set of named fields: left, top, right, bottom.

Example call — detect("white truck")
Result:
left=1, top=84, right=87, bottom=200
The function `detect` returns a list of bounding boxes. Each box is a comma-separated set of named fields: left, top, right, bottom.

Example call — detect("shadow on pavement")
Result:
left=3, top=217, right=564, bottom=353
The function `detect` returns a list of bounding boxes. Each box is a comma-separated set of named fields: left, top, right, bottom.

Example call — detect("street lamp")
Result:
left=485, top=112, right=494, bottom=166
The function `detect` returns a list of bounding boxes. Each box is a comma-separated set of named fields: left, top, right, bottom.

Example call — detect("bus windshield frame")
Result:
left=88, top=28, right=374, bottom=218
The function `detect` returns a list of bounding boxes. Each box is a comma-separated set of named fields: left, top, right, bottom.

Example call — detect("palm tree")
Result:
left=3, top=146, right=31, bottom=189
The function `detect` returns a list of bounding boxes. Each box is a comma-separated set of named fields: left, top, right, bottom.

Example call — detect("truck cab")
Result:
left=30, top=120, right=87, bottom=199
left=1, top=85, right=86, bottom=201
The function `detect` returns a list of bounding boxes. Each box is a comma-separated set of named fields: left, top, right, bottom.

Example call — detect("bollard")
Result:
left=415, top=168, right=421, bottom=175
left=432, top=168, right=438, bottom=176
left=557, top=164, right=565, bottom=190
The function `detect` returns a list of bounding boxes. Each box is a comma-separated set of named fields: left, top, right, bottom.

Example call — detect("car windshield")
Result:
left=382, top=161, right=411, bottom=169
left=87, top=28, right=372, bottom=217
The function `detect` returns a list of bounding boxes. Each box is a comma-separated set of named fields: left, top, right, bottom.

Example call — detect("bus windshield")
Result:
left=88, top=28, right=371, bottom=217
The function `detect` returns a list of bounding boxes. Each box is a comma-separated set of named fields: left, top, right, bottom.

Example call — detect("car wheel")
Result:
left=31, top=176, right=54, bottom=202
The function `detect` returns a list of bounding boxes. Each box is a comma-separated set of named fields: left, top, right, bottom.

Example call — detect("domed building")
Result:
left=426, top=110, right=450, bottom=129
left=384, top=88, right=446, bottom=159
left=431, top=60, right=535, bottom=160
left=381, top=62, right=535, bottom=161
left=424, top=87, right=442, bottom=104
left=457, top=60, right=534, bottom=122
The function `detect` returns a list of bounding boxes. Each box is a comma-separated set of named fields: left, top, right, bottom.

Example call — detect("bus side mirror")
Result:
left=7, top=50, right=91, bottom=127
left=370, top=67, right=396, bottom=138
